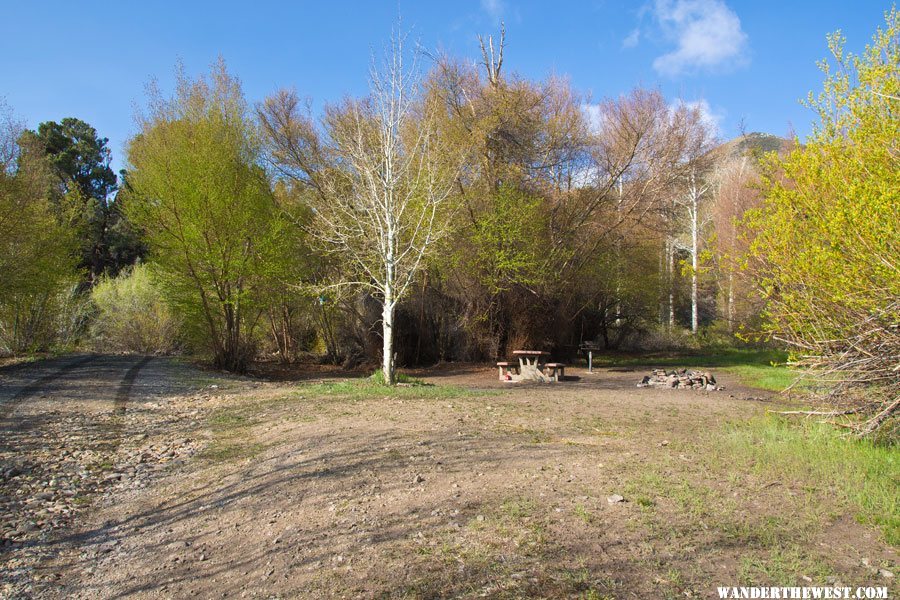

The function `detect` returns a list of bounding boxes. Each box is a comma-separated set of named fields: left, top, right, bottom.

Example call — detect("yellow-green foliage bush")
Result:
left=126, top=62, right=287, bottom=372
left=746, top=9, right=899, bottom=435
left=90, top=264, right=181, bottom=354
left=0, top=113, right=81, bottom=355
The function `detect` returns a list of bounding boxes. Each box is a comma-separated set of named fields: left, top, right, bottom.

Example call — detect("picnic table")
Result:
left=496, top=350, right=565, bottom=382
left=512, top=350, right=548, bottom=370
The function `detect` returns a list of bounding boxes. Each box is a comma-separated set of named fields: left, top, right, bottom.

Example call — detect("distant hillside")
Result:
left=710, top=132, right=793, bottom=165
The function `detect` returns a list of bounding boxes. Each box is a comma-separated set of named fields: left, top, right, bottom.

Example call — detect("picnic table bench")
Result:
left=496, top=361, right=519, bottom=380
left=545, top=362, right=565, bottom=382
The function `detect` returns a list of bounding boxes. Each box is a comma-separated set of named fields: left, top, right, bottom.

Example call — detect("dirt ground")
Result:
left=0, top=357, right=896, bottom=599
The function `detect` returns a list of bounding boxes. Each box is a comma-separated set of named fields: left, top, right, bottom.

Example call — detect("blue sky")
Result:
left=1, top=1, right=891, bottom=173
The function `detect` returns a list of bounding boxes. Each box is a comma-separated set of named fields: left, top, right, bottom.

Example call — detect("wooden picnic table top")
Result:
left=512, top=350, right=549, bottom=356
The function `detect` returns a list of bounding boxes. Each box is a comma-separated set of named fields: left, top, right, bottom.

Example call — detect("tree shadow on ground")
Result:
left=39, top=422, right=652, bottom=598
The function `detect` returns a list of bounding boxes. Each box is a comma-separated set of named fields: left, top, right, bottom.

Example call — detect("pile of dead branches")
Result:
left=779, top=300, right=899, bottom=440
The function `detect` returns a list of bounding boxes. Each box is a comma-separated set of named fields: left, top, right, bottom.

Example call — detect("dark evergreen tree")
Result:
left=20, top=118, right=144, bottom=280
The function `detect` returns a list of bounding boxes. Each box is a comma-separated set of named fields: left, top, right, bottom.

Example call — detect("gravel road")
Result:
left=0, top=354, right=219, bottom=599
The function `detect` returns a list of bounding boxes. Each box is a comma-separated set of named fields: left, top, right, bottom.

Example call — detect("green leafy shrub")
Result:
left=745, top=9, right=900, bottom=435
left=90, top=263, right=181, bottom=354
left=0, top=117, right=81, bottom=355
left=126, top=61, right=287, bottom=372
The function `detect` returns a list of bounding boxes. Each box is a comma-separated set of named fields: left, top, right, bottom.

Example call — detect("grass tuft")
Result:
left=737, top=544, right=834, bottom=586
left=720, top=415, right=899, bottom=545
left=297, top=376, right=493, bottom=401
left=369, top=369, right=425, bottom=386
left=201, top=407, right=264, bottom=462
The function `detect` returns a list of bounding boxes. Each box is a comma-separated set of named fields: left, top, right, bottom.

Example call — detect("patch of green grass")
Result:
left=723, top=364, right=796, bottom=391
left=574, top=504, right=595, bottom=524
left=663, top=567, right=685, bottom=590
left=297, top=376, right=493, bottom=402
left=500, top=497, right=537, bottom=519
left=208, top=410, right=253, bottom=429
left=624, top=471, right=714, bottom=520
left=636, top=496, right=655, bottom=508
left=557, top=568, right=617, bottom=599
left=477, top=496, right=548, bottom=550
left=201, top=406, right=264, bottom=463
left=737, top=544, right=834, bottom=586
left=580, top=590, right=615, bottom=600
left=720, top=416, right=899, bottom=546
left=622, top=461, right=838, bottom=588
left=199, top=440, right=265, bottom=462
left=719, top=515, right=799, bottom=549
left=368, top=369, right=424, bottom=385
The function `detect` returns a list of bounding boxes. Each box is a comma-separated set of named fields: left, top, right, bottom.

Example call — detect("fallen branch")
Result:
left=772, top=408, right=861, bottom=417
left=857, top=396, right=900, bottom=437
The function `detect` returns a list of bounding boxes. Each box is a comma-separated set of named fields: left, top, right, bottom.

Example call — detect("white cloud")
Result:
left=584, top=99, right=722, bottom=139
left=670, top=98, right=724, bottom=137
left=651, top=0, right=748, bottom=76
left=580, top=103, right=606, bottom=134
left=481, top=0, right=505, bottom=21
left=622, top=28, right=641, bottom=49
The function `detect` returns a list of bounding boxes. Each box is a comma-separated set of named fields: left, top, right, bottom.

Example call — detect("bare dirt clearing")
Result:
left=1, top=358, right=896, bottom=599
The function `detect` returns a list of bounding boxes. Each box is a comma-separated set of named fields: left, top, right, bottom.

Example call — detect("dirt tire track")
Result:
left=0, top=354, right=210, bottom=599
left=105, top=356, right=155, bottom=453
left=114, top=356, right=154, bottom=415
left=0, top=354, right=100, bottom=419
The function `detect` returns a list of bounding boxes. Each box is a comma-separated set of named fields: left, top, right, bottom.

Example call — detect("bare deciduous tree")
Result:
left=677, top=169, right=713, bottom=333
left=261, top=33, right=456, bottom=384
left=478, top=24, right=505, bottom=87
left=655, top=102, right=716, bottom=331
left=711, top=154, right=759, bottom=331
left=0, top=100, right=24, bottom=173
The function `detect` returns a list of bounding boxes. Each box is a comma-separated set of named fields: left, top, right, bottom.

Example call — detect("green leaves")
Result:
left=0, top=118, right=81, bottom=353
left=746, top=8, right=899, bottom=432
left=125, top=61, right=288, bottom=372
left=470, top=186, right=549, bottom=294
left=89, top=264, right=181, bottom=354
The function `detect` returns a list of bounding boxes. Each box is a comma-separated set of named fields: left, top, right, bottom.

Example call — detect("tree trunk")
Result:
left=659, top=241, right=666, bottom=325
left=383, top=214, right=397, bottom=384
left=614, top=180, right=623, bottom=327
left=667, top=238, right=675, bottom=330
left=727, top=271, right=735, bottom=333
left=382, top=299, right=395, bottom=384
left=691, top=201, right=699, bottom=334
